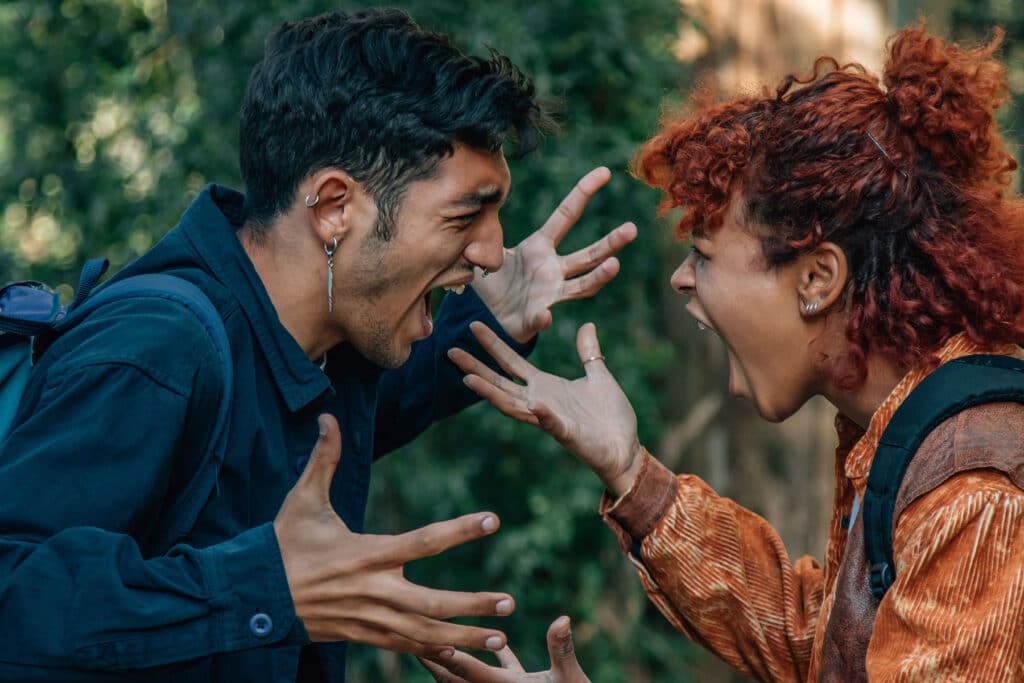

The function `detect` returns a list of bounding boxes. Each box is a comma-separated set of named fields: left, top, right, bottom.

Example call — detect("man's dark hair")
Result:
left=239, top=8, right=553, bottom=240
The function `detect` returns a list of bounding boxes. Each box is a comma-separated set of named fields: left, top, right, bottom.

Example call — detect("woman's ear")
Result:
left=797, top=241, right=848, bottom=317
left=302, top=171, right=356, bottom=245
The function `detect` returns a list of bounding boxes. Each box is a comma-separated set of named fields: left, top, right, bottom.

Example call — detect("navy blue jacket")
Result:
left=0, top=185, right=531, bottom=682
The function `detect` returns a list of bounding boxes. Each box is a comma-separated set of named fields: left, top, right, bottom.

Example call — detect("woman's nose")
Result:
left=670, top=252, right=696, bottom=294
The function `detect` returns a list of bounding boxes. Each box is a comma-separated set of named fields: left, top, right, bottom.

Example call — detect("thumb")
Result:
left=575, top=323, right=606, bottom=379
left=299, top=414, right=343, bottom=505
left=547, top=616, right=587, bottom=679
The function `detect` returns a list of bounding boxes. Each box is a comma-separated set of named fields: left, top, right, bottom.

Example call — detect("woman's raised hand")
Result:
left=448, top=321, right=642, bottom=496
left=419, top=616, right=592, bottom=683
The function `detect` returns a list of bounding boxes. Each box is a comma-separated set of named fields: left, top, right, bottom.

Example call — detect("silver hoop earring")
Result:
left=304, top=193, right=320, bottom=208
left=803, top=301, right=820, bottom=315
left=324, top=236, right=338, bottom=312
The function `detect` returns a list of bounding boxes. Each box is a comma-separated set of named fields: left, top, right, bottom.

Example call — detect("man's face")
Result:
left=336, top=144, right=510, bottom=368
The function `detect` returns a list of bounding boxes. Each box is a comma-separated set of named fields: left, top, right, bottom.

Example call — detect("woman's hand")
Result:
left=448, top=321, right=642, bottom=497
left=419, top=616, right=591, bottom=683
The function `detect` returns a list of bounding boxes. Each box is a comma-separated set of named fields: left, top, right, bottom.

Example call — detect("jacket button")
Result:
left=249, top=612, right=273, bottom=638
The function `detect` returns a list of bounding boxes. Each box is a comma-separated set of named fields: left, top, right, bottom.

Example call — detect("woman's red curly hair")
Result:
left=638, top=25, right=1024, bottom=387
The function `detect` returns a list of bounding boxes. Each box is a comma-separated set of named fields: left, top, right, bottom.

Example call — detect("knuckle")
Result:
left=423, top=594, right=444, bottom=618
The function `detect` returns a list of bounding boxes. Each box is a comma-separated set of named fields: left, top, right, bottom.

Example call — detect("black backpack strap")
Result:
left=864, top=354, right=1024, bottom=600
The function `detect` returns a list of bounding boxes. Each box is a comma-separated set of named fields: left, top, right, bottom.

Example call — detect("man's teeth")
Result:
left=443, top=285, right=466, bottom=295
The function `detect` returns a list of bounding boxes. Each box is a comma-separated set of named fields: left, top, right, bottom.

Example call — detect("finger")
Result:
left=546, top=616, right=587, bottom=677
left=300, top=414, right=343, bottom=505
left=378, top=512, right=502, bottom=566
left=337, top=620, right=452, bottom=658
left=468, top=321, right=538, bottom=382
left=463, top=374, right=540, bottom=426
left=364, top=606, right=507, bottom=653
left=493, top=645, right=526, bottom=671
left=539, top=167, right=611, bottom=246
left=419, top=655, right=472, bottom=683
left=559, top=258, right=620, bottom=303
left=575, top=323, right=607, bottom=379
left=427, top=650, right=519, bottom=683
left=527, top=309, right=553, bottom=336
left=378, top=578, right=515, bottom=620
left=448, top=348, right=529, bottom=402
left=561, top=222, right=637, bottom=277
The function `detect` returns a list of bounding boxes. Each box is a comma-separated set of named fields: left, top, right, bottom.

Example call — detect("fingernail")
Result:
left=485, top=636, right=503, bottom=651
left=495, top=599, right=512, bottom=615
left=439, top=648, right=454, bottom=659
left=317, top=415, right=328, bottom=436
left=481, top=516, right=497, bottom=532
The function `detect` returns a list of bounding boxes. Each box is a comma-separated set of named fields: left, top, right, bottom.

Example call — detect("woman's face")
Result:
left=670, top=207, right=822, bottom=422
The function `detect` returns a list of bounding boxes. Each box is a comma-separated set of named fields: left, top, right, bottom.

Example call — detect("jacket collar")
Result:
left=179, top=184, right=333, bottom=413
left=842, top=334, right=1017, bottom=485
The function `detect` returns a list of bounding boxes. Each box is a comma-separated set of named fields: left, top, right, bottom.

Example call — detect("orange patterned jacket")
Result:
left=602, top=337, right=1024, bottom=681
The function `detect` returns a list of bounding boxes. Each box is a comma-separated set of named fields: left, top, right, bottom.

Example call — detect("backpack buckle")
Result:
left=869, top=562, right=893, bottom=600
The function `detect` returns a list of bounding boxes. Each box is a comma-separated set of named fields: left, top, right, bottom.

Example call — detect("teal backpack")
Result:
left=0, top=258, right=234, bottom=550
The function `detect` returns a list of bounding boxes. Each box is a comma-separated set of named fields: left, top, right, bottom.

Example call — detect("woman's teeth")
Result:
left=443, top=285, right=466, bottom=295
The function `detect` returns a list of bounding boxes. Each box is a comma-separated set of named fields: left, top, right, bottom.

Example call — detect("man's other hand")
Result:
left=473, top=167, right=637, bottom=344
left=274, top=414, right=514, bottom=656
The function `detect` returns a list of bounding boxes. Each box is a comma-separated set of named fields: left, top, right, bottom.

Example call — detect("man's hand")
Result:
left=449, top=321, right=642, bottom=497
left=473, top=167, right=637, bottom=344
left=419, top=616, right=592, bottom=683
left=274, top=414, right=514, bottom=657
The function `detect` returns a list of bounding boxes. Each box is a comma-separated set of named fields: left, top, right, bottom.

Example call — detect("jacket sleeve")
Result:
left=601, top=450, right=822, bottom=683
left=867, top=470, right=1024, bottom=681
left=373, top=285, right=536, bottom=457
left=0, top=303, right=303, bottom=678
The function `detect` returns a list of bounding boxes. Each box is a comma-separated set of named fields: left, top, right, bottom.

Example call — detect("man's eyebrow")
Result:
left=451, top=185, right=506, bottom=209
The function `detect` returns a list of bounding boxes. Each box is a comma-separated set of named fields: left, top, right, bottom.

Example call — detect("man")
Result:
left=0, top=9, right=635, bottom=682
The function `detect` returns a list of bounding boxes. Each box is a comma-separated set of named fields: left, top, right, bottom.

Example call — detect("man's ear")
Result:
left=302, top=171, right=357, bottom=245
left=796, top=241, right=848, bottom=316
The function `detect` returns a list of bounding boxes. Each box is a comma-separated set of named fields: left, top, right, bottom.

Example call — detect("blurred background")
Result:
left=0, top=0, right=1019, bottom=680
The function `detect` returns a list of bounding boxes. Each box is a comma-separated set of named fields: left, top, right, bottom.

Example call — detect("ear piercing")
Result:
left=324, top=236, right=338, bottom=312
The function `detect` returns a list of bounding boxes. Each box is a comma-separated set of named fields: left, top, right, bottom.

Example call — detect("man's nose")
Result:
left=465, top=214, right=505, bottom=273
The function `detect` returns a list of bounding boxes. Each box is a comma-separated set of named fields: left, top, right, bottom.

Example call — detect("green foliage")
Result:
left=0, top=0, right=704, bottom=680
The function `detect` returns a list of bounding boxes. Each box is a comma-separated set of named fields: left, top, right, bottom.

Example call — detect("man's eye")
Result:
left=691, top=246, right=707, bottom=262
left=449, top=212, right=479, bottom=227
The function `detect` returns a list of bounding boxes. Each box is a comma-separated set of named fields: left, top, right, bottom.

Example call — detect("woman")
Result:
left=426, top=24, right=1024, bottom=682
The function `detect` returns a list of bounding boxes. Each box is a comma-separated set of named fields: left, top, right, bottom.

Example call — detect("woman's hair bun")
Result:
left=883, top=24, right=1016, bottom=188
